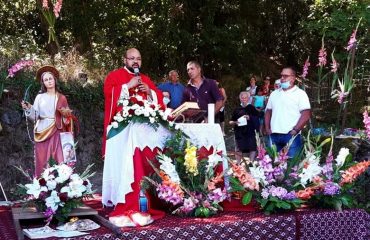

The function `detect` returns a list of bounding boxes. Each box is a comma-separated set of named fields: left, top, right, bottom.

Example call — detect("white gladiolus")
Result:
left=249, top=165, right=268, bottom=186
left=159, top=155, right=181, bottom=184
left=335, top=148, right=350, bottom=168
left=206, top=151, right=223, bottom=171
left=299, top=159, right=322, bottom=186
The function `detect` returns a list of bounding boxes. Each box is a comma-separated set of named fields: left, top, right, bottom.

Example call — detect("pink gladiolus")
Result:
left=317, top=47, right=327, bottom=67
left=7, top=60, right=34, bottom=78
left=363, top=110, right=370, bottom=139
left=42, top=0, right=49, bottom=9
left=331, top=57, right=339, bottom=73
left=53, top=0, right=63, bottom=18
left=337, top=92, right=348, bottom=104
left=346, top=30, right=357, bottom=51
left=301, top=57, right=310, bottom=78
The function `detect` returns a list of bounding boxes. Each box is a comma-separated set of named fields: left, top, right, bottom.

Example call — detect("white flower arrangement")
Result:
left=19, top=161, right=95, bottom=223
left=107, top=89, right=175, bottom=139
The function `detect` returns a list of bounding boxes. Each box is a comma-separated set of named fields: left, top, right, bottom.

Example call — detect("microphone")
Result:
left=133, top=67, right=142, bottom=84
left=133, top=67, right=140, bottom=76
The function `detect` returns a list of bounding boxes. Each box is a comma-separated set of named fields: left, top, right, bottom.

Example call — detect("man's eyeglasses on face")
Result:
left=126, top=57, right=142, bottom=61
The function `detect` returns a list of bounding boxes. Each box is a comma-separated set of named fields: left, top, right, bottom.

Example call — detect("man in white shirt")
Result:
left=264, top=67, right=311, bottom=158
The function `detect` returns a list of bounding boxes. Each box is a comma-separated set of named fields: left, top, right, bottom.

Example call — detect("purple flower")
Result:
left=273, top=166, right=284, bottom=179
left=269, top=186, right=288, bottom=199
left=338, top=92, right=347, bottom=104
left=283, top=191, right=296, bottom=200
left=346, top=30, right=357, bottom=51
left=44, top=207, right=55, bottom=223
left=323, top=182, right=340, bottom=195
left=261, top=188, right=269, bottom=199
left=363, top=110, right=370, bottom=140
left=179, top=198, right=196, bottom=213
left=325, top=150, right=333, bottom=164
left=322, top=150, right=334, bottom=179
left=317, top=47, right=327, bottom=67
left=289, top=172, right=298, bottom=178
left=157, top=184, right=183, bottom=205
left=207, top=188, right=227, bottom=203
left=322, top=164, right=333, bottom=180
left=301, top=57, right=310, bottom=78
left=278, top=151, right=289, bottom=163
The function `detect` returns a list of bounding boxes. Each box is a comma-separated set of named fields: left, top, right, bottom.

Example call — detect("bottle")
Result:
left=139, top=190, right=148, bottom=213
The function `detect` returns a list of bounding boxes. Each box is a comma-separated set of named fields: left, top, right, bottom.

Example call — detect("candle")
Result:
left=208, top=103, right=215, bottom=124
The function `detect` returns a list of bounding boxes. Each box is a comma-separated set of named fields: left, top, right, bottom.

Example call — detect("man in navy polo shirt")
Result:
left=182, top=60, right=224, bottom=122
left=158, top=70, right=185, bottom=109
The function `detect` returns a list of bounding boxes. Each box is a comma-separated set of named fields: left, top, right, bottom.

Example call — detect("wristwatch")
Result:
left=290, top=127, right=299, bottom=135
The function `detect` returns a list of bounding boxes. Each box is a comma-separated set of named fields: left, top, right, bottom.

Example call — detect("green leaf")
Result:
left=229, top=177, right=245, bottom=191
left=279, top=201, right=292, bottom=209
left=242, top=192, right=253, bottom=205
left=194, top=207, right=210, bottom=217
left=260, top=198, right=268, bottom=208
left=48, top=157, right=57, bottom=167
left=265, top=202, right=276, bottom=213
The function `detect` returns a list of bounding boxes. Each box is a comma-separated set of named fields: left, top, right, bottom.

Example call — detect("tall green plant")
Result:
left=39, top=0, right=63, bottom=51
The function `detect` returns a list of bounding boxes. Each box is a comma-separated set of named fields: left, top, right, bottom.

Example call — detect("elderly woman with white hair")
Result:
left=229, top=91, right=261, bottom=162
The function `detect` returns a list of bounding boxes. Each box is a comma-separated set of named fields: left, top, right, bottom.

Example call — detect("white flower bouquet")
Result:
left=18, top=160, right=95, bottom=223
left=107, top=88, right=175, bottom=139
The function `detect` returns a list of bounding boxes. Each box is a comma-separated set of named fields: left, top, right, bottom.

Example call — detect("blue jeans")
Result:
left=268, top=133, right=303, bottom=158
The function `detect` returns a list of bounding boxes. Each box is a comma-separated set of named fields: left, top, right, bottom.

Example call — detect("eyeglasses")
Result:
left=280, top=74, right=294, bottom=78
left=126, top=57, right=142, bottom=61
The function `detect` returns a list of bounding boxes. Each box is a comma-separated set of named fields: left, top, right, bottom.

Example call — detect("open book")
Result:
left=171, top=102, right=206, bottom=122
left=23, top=226, right=88, bottom=239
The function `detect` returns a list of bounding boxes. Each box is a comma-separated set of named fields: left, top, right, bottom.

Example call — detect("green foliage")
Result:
left=242, top=191, right=253, bottom=205
left=55, top=198, right=84, bottom=223
left=257, top=197, right=304, bottom=215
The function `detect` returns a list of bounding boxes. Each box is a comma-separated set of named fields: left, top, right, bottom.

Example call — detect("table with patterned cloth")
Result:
left=295, top=208, right=370, bottom=240
left=1, top=203, right=369, bottom=240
